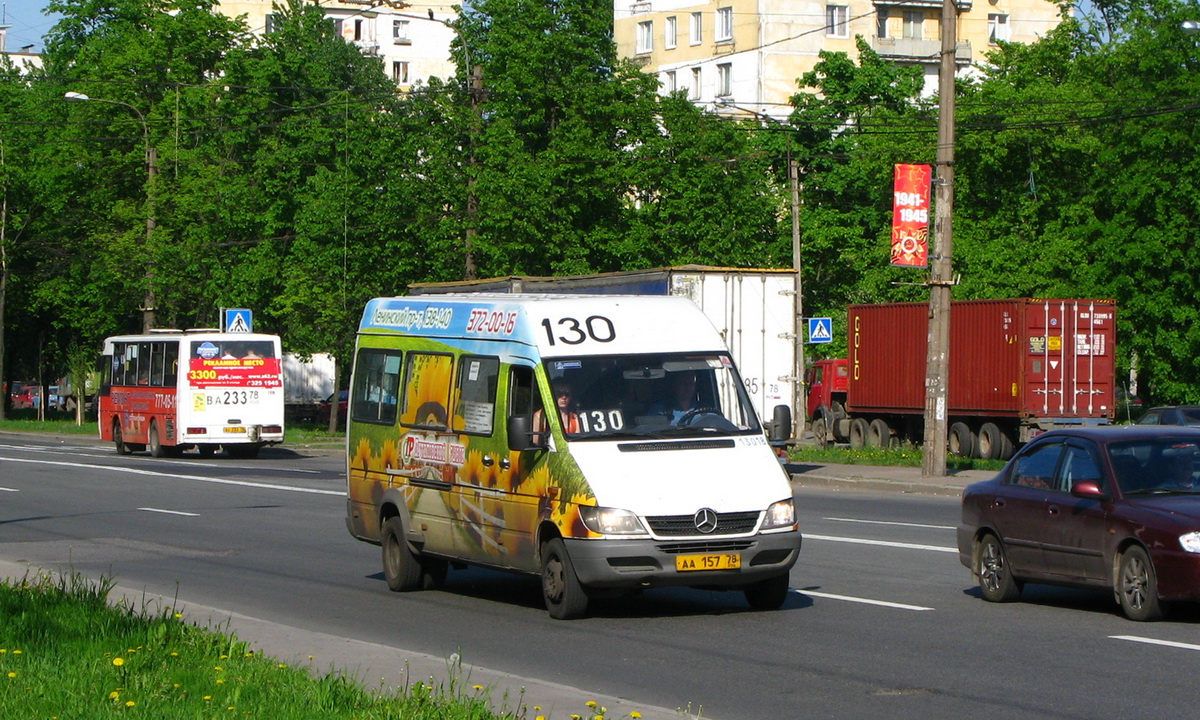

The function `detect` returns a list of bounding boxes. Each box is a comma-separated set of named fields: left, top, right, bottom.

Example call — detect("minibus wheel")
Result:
left=743, top=573, right=790, bottom=610
left=541, top=538, right=588, bottom=620
left=149, top=422, right=167, bottom=458
left=382, top=517, right=422, bottom=592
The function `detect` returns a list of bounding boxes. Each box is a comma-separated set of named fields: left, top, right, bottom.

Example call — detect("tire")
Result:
left=848, top=418, right=869, bottom=450
left=113, top=421, right=129, bottom=456
left=867, top=418, right=892, bottom=449
left=541, top=538, right=588, bottom=620
left=996, top=432, right=1016, bottom=461
left=949, top=422, right=978, bottom=458
left=974, top=424, right=1003, bottom=458
left=810, top=413, right=830, bottom=449
left=149, top=422, right=167, bottom=458
left=743, top=573, right=790, bottom=610
left=976, top=534, right=1022, bottom=602
left=381, top=517, right=423, bottom=592
left=1118, top=546, right=1163, bottom=621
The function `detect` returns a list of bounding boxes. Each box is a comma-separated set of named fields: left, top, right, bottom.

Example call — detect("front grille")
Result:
left=646, top=510, right=761, bottom=537
left=657, top=540, right=754, bottom=555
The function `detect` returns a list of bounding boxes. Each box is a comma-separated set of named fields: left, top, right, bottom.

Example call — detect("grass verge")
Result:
left=787, top=443, right=1007, bottom=472
left=0, top=571, right=639, bottom=720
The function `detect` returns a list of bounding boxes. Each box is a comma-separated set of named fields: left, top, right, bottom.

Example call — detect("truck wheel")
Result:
left=949, top=422, right=978, bottom=458
left=541, top=538, right=589, bottom=620
left=382, top=517, right=423, bottom=592
left=811, top=412, right=830, bottom=448
left=744, top=573, right=790, bottom=610
left=978, top=423, right=1005, bottom=460
left=849, top=418, right=869, bottom=449
left=996, top=432, right=1015, bottom=460
left=867, top=419, right=892, bottom=448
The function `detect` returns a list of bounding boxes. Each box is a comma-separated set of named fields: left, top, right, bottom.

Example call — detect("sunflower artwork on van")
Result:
left=347, top=339, right=596, bottom=568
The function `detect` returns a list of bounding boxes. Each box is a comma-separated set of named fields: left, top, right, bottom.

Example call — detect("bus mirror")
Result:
left=507, top=414, right=546, bottom=451
left=769, top=404, right=792, bottom=443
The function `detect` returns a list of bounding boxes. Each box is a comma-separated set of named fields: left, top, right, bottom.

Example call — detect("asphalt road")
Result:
left=2, top=435, right=1199, bottom=719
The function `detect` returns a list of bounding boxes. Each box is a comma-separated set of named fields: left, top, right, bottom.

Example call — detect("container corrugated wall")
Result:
left=849, top=299, right=1115, bottom=419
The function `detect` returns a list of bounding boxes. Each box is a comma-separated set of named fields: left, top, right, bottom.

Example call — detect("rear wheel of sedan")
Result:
left=976, top=534, right=1021, bottom=602
left=1118, top=546, right=1163, bottom=621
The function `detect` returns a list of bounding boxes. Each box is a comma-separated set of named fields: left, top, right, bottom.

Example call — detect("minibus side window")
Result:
left=453, top=356, right=500, bottom=435
left=400, top=352, right=453, bottom=430
left=353, top=349, right=404, bottom=425
left=506, top=365, right=546, bottom=449
left=163, top=343, right=179, bottom=387
left=150, top=342, right=166, bottom=387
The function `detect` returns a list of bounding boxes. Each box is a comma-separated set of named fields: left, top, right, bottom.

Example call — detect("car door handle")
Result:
left=1047, top=505, right=1060, bottom=516
left=994, top=498, right=1006, bottom=509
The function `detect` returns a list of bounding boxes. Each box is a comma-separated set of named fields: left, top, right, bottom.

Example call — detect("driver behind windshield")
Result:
left=649, top=371, right=700, bottom=425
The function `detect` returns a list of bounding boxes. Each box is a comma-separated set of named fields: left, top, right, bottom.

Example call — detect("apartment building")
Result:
left=216, top=0, right=459, bottom=88
left=0, top=24, right=45, bottom=71
left=614, top=0, right=1063, bottom=118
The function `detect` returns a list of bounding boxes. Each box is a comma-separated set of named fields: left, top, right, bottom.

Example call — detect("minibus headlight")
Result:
left=762, top=499, right=796, bottom=530
left=578, top=506, right=646, bottom=535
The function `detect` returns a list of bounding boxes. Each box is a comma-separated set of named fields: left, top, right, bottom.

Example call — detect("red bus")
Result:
left=97, top=331, right=285, bottom=458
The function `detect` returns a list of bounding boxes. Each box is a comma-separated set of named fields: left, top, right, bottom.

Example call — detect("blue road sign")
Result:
left=807, top=317, right=833, bottom=344
left=225, top=308, right=253, bottom=333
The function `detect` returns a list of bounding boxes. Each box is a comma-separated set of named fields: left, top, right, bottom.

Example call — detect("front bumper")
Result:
left=564, top=529, right=802, bottom=590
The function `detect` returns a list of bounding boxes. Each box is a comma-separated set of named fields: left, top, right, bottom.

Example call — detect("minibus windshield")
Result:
left=542, top=352, right=762, bottom=440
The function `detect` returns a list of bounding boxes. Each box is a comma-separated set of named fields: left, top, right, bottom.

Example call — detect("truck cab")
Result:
left=806, top=358, right=849, bottom=446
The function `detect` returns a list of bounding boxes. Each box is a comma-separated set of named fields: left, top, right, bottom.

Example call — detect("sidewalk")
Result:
left=787, top=461, right=996, bottom=497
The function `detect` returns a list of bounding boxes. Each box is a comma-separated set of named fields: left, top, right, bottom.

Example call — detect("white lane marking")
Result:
left=824, top=516, right=955, bottom=530
left=1111, top=635, right=1200, bottom=652
left=0, top=487, right=18, bottom=492
left=805, top=533, right=957, bottom=554
left=0, top=457, right=342, bottom=496
left=0, top=444, right=323, bottom=474
left=799, top=590, right=934, bottom=612
left=139, top=507, right=200, bottom=517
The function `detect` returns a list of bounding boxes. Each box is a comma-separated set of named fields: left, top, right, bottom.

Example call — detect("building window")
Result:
left=665, top=16, right=677, bottom=49
left=902, top=10, right=923, bottom=40
left=690, top=67, right=701, bottom=99
left=664, top=70, right=677, bottom=93
left=392, top=60, right=409, bottom=83
left=690, top=11, right=702, bottom=45
left=354, top=18, right=366, bottom=41
left=716, top=62, right=731, bottom=96
left=637, top=20, right=654, bottom=54
left=826, top=5, right=848, bottom=38
left=716, top=7, right=732, bottom=42
left=988, top=13, right=1010, bottom=44
left=393, top=19, right=410, bottom=44
left=876, top=7, right=889, bottom=38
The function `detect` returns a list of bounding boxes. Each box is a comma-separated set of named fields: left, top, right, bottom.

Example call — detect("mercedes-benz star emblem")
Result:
left=694, top=508, right=718, bottom=534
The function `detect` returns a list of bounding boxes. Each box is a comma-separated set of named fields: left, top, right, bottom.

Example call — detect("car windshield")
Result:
left=1110, top=438, right=1200, bottom=495
left=543, top=352, right=762, bottom=440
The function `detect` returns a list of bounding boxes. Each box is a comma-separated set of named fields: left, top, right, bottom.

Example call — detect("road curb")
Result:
left=790, top=472, right=966, bottom=497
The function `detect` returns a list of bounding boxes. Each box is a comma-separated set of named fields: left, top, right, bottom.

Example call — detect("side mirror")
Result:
left=1070, top=480, right=1107, bottom=500
left=507, top=414, right=546, bottom=451
left=769, top=404, right=792, bottom=443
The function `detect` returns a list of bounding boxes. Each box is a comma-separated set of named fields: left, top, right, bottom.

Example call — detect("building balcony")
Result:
left=869, top=36, right=972, bottom=63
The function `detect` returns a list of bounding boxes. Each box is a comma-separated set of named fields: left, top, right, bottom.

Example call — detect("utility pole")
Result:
left=788, top=151, right=804, bottom=442
left=921, top=0, right=958, bottom=477
left=464, top=65, right=482, bottom=281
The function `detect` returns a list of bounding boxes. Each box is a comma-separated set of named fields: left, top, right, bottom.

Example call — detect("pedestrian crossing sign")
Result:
left=224, top=308, right=253, bottom=334
left=807, top=317, right=833, bottom=344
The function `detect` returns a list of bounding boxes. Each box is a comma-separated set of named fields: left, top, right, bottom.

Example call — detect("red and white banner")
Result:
left=890, top=164, right=931, bottom=268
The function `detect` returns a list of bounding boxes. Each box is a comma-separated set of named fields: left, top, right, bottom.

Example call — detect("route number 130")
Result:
left=541, top=316, right=616, bottom=346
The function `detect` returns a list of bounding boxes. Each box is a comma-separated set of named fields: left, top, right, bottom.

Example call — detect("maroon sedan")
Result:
left=959, top=426, right=1200, bottom=621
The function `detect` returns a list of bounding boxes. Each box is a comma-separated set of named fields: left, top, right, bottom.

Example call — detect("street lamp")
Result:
left=64, top=91, right=158, bottom=331
left=713, top=98, right=805, bottom=443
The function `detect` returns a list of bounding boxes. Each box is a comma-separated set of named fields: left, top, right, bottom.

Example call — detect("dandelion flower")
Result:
left=170, top=652, right=179, bottom=657
left=277, top=664, right=287, bottom=669
left=203, top=696, right=212, bottom=701
left=112, top=658, right=125, bottom=667
left=214, top=666, right=224, bottom=672
left=12, top=650, right=21, bottom=655
left=6, top=672, right=16, bottom=679
left=216, top=679, right=226, bottom=685
left=109, top=691, right=120, bottom=700
left=631, top=713, right=642, bottom=719
left=125, top=701, right=136, bottom=708
left=472, top=684, right=484, bottom=691
left=586, top=701, right=598, bottom=708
